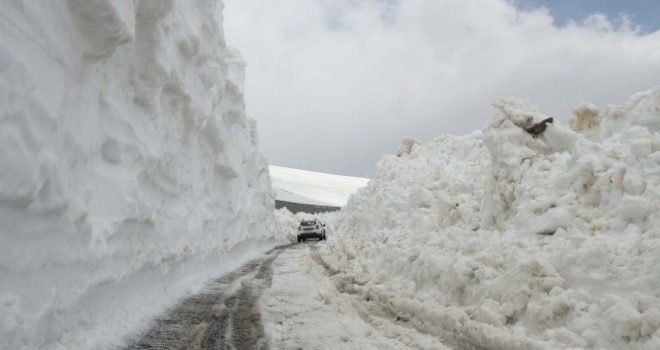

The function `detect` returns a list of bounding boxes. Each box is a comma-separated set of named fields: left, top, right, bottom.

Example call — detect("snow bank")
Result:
left=322, top=87, right=660, bottom=349
left=0, top=1, right=283, bottom=349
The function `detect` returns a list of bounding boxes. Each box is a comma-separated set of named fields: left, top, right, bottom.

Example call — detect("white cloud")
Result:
left=224, top=0, right=660, bottom=177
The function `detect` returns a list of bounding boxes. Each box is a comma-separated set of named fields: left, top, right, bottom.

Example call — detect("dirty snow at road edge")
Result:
left=260, top=243, right=453, bottom=350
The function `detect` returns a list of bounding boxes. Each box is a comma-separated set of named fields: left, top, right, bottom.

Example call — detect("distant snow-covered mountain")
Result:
left=269, top=165, right=370, bottom=207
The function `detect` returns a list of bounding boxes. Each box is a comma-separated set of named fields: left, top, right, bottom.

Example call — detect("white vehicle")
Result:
left=297, top=219, right=326, bottom=242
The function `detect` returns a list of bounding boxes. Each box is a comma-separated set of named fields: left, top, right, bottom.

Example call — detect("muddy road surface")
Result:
left=125, top=245, right=288, bottom=350
left=125, top=242, right=476, bottom=350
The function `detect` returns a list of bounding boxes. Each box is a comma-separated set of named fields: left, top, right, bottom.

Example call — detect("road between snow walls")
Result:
left=124, top=240, right=482, bottom=350
left=4, top=1, right=660, bottom=350
left=318, top=88, right=660, bottom=350
left=0, top=1, right=287, bottom=349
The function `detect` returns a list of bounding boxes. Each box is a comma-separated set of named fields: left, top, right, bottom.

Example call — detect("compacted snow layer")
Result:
left=261, top=243, right=451, bottom=350
left=0, top=1, right=283, bottom=349
left=322, top=88, right=660, bottom=349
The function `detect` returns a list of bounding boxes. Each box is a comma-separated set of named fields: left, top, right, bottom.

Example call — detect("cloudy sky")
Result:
left=224, top=0, right=660, bottom=178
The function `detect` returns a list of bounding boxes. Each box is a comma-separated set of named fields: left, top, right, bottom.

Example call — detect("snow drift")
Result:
left=0, top=1, right=283, bottom=349
left=322, top=87, right=660, bottom=349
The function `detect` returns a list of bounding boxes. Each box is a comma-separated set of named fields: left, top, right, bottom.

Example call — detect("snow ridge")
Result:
left=322, top=88, right=660, bottom=349
left=0, top=1, right=282, bottom=349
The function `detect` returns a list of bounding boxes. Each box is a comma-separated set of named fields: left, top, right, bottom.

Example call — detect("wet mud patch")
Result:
left=125, top=248, right=283, bottom=350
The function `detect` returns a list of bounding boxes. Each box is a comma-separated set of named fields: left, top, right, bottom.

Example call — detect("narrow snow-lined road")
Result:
left=126, top=246, right=284, bottom=350
left=126, top=242, right=471, bottom=350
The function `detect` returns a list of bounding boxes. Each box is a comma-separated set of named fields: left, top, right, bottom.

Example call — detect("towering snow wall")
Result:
left=0, top=1, right=282, bottom=349
left=322, top=87, right=660, bottom=349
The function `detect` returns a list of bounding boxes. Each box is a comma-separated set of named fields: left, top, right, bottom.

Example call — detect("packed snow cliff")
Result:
left=321, top=87, right=660, bottom=349
left=0, top=1, right=283, bottom=349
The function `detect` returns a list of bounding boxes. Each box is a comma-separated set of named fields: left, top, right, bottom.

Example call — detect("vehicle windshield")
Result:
left=300, top=221, right=317, bottom=226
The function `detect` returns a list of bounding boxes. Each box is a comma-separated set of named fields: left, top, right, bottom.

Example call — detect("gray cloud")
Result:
left=224, top=0, right=660, bottom=177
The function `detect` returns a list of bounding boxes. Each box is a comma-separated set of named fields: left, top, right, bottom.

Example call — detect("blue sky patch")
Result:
left=514, top=0, right=660, bottom=32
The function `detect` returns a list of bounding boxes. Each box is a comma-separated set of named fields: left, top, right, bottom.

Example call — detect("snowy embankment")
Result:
left=0, top=1, right=284, bottom=349
left=322, top=88, right=660, bottom=349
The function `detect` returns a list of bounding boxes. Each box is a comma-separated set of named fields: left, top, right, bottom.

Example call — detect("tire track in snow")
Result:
left=125, top=246, right=288, bottom=350
left=309, top=246, right=489, bottom=350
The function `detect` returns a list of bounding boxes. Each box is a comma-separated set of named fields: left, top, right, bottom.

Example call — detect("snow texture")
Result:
left=322, top=87, right=660, bottom=349
left=270, top=165, right=370, bottom=207
left=0, top=1, right=284, bottom=349
left=261, top=244, right=451, bottom=350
